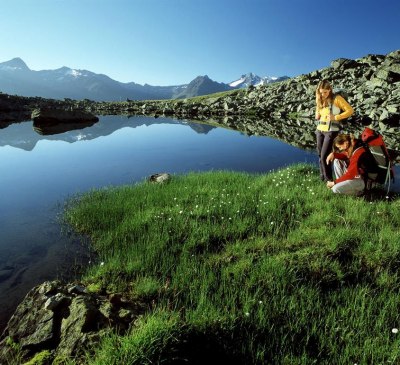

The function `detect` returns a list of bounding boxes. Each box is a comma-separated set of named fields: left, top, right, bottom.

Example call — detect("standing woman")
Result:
left=315, top=80, right=354, bottom=181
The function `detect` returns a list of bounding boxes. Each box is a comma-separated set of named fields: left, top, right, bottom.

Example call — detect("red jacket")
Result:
left=334, top=146, right=367, bottom=184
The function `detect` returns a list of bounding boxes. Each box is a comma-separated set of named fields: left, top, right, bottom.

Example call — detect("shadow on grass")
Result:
left=362, top=186, right=399, bottom=202
left=158, top=329, right=246, bottom=365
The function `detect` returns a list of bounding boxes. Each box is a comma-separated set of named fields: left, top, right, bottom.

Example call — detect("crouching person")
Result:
left=325, top=134, right=371, bottom=196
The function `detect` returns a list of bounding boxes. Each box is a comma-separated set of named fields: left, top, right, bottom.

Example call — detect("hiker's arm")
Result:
left=326, top=152, right=335, bottom=164
left=334, top=149, right=363, bottom=184
left=334, top=152, right=348, bottom=160
left=333, top=95, right=354, bottom=121
left=326, top=151, right=347, bottom=165
left=315, top=105, right=321, bottom=120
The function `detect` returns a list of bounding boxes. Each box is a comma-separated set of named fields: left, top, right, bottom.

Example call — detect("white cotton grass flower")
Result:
left=100, top=262, right=104, bottom=266
left=245, top=312, right=250, bottom=317
left=392, top=328, right=399, bottom=334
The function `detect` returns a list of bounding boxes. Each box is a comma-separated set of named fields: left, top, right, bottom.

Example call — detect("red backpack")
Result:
left=360, top=127, right=395, bottom=188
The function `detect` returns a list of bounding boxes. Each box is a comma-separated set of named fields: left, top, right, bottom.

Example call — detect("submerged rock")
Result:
left=0, top=281, right=144, bottom=364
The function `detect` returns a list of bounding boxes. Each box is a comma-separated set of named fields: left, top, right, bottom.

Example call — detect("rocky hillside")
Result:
left=132, top=50, right=400, bottom=126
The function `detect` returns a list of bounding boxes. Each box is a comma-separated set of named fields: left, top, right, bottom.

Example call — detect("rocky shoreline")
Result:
left=0, top=281, right=145, bottom=364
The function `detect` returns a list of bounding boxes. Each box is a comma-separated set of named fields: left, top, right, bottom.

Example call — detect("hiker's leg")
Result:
left=319, top=131, right=337, bottom=181
left=332, top=178, right=365, bottom=195
left=333, top=159, right=348, bottom=179
left=316, top=130, right=323, bottom=180
left=316, top=131, right=327, bottom=180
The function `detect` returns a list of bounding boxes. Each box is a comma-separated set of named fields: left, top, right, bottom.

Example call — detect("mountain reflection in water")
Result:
left=0, top=115, right=399, bottom=332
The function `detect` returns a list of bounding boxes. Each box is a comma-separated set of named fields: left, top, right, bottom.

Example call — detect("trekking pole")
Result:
left=385, top=163, right=392, bottom=196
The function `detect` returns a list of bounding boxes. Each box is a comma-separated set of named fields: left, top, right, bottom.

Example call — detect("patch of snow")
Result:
left=69, top=69, right=83, bottom=77
left=229, top=77, right=246, bottom=87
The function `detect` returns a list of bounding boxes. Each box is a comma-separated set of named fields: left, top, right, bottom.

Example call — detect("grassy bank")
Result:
left=65, top=164, right=400, bottom=364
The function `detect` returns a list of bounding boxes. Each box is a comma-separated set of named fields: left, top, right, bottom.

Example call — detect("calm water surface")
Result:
left=0, top=115, right=397, bottom=330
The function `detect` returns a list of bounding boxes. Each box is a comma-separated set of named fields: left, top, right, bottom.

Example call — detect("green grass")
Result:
left=64, top=164, right=400, bottom=364
left=180, top=88, right=244, bottom=103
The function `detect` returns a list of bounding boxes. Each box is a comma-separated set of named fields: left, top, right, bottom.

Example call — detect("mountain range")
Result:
left=0, top=58, right=288, bottom=101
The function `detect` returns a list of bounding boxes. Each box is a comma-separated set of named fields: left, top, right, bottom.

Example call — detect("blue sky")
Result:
left=0, top=0, right=399, bottom=86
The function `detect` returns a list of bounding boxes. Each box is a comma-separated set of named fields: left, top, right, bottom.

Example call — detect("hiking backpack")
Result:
left=333, top=88, right=349, bottom=102
left=360, top=127, right=395, bottom=188
left=330, top=89, right=351, bottom=130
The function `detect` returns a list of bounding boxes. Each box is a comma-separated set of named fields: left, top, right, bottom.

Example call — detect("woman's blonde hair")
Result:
left=315, top=79, right=334, bottom=109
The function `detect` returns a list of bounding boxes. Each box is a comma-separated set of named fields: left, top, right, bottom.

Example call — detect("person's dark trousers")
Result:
left=316, top=130, right=338, bottom=181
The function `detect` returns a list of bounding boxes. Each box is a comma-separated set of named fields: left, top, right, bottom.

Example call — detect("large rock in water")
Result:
left=33, top=118, right=98, bottom=135
left=0, top=281, right=144, bottom=364
left=31, top=108, right=99, bottom=124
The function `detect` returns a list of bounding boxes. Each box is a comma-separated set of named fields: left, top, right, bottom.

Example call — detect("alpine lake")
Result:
left=0, top=114, right=399, bottom=331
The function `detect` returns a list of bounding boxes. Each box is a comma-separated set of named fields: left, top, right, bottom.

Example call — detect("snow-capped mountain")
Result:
left=0, top=58, right=289, bottom=101
left=0, top=57, right=30, bottom=72
left=229, top=72, right=288, bottom=88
